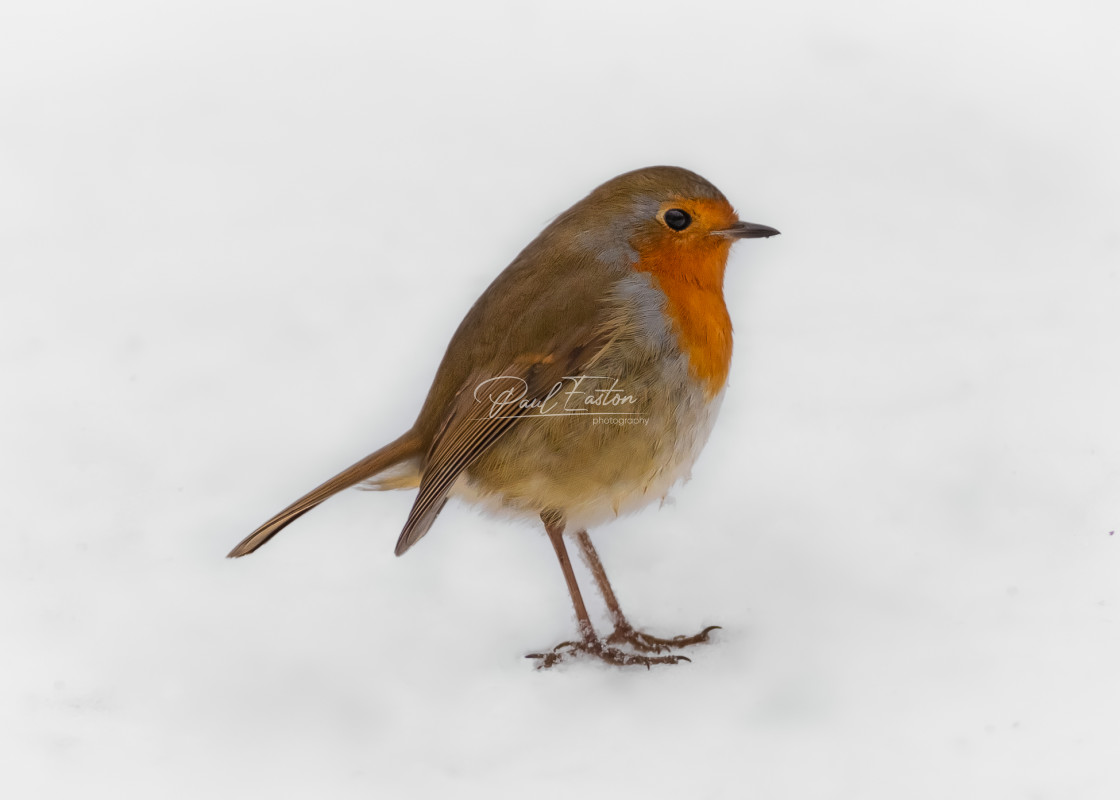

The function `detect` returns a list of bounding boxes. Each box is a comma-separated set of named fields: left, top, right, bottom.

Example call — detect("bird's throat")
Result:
left=634, top=242, right=733, bottom=398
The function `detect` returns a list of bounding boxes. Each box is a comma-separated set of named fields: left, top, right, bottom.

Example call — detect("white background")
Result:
left=3, top=1, right=1118, bottom=797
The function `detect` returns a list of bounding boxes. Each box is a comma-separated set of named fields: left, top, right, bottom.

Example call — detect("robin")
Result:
left=228, top=166, right=779, bottom=668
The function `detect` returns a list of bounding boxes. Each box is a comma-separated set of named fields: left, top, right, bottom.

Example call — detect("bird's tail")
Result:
left=227, top=430, right=424, bottom=558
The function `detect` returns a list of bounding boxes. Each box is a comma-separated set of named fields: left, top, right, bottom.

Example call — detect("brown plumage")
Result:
left=228, top=165, right=778, bottom=668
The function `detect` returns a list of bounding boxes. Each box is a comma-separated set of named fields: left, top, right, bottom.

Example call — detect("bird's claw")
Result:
left=606, top=623, right=721, bottom=653
left=527, top=637, right=692, bottom=669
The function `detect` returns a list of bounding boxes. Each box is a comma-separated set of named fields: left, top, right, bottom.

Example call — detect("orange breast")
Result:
left=634, top=237, right=733, bottom=398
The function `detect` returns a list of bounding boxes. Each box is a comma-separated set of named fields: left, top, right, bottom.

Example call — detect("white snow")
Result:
left=2, top=1, right=1118, bottom=798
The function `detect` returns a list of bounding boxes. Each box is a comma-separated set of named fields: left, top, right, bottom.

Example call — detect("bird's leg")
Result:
left=526, top=512, right=690, bottom=669
left=575, top=529, right=720, bottom=654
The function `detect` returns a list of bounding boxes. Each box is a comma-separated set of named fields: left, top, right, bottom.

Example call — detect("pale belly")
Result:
left=453, top=349, right=725, bottom=531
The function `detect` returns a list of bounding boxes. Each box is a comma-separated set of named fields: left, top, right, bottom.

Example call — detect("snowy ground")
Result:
left=3, top=1, right=1119, bottom=798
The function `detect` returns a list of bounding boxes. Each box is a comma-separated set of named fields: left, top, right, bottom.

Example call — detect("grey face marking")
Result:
left=577, top=195, right=663, bottom=268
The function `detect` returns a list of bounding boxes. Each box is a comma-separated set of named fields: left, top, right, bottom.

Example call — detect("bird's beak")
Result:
left=714, top=221, right=781, bottom=240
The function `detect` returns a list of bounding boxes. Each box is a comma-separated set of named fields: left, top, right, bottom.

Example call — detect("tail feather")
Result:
left=227, top=430, right=423, bottom=558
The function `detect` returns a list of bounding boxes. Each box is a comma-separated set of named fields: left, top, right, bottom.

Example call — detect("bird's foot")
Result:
left=526, top=637, right=691, bottom=670
left=606, top=622, right=721, bottom=653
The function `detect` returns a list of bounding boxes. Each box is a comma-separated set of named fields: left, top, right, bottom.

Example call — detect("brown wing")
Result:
left=394, top=326, right=615, bottom=556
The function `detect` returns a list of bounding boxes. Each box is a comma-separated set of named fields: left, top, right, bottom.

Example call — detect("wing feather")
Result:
left=394, top=326, right=615, bottom=555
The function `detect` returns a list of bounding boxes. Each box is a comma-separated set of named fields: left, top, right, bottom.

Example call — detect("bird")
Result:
left=228, top=165, right=778, bottom=668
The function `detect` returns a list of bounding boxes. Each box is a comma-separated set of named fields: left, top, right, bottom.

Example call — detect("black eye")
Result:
left=664, top=208, right=691, bottom=231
